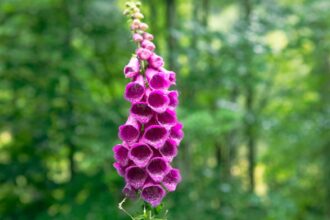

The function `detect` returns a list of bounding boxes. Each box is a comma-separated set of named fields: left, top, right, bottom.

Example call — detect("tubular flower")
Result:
left=112, top=1, right=183, bottom=207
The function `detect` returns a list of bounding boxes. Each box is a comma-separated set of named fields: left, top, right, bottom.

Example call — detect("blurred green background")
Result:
left=0, top=0, right=330, bottom=219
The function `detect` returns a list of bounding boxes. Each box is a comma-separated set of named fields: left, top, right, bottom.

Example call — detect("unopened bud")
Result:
left=132, top=19, right=141, bottom=26
left=139, top=23, right=149, bottom=31
left=134, top=12, right=144, bottom=19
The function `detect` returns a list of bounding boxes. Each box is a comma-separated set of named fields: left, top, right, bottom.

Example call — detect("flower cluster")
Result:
left=112, top=1, right=184, bottom=207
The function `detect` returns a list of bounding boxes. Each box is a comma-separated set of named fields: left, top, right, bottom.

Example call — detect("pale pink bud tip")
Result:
left=143, top=32, right=154, bottom=41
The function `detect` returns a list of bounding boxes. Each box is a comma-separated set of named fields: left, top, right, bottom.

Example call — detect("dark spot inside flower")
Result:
left=145, top=126, right=167, bottom=142
left=147, top=158, right=167, bottom=174
left=148, top=92, right=167, bottom=107
left=120, top=125, right=139, bottom=142
left=131, top=103, right=152, bottom=116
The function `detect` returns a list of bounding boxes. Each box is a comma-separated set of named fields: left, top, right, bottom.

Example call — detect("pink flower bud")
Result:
left=141, top=40, right=156, bottom=51
left=139, top=23, right=149, bottom=31
left=133, top=33, right=143, bottom=42
left=143, top=32, right=154, bottom=41
left=136, top=48, right=152, bottom=60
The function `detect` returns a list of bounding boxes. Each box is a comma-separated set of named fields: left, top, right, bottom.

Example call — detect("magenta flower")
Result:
left=113, top=1, right=183, bottom=207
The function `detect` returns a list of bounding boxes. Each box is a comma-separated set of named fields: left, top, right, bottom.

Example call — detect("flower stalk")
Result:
left=113, top=1, right=184, bottom=219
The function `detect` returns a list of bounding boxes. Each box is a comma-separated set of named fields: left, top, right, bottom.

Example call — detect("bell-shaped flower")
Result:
left=168, top=90, right=179, bottom=108
left=159, top=67, right=176, bottom=85
left=146, top=157, right=171, bottom=182
left=162, top=168, right=181, bottom=192
left=170, top=122, right=184, bottom=145
left=124, top=56, right=140, bottom=78
left=124, top=75, right=145, bottom=103
left=148, top=53, right=164, bottom=69
left=113, top=162, right=126, bottom=177
left=125, top=166, right=148, bottom=189
left=130, top=102, right=153, bottom=124
left=122, top=184, right=138, bottom=200
left=142, top=125, right=168, bottom=149
left=156, top=109, right=177, bottom=129
left=128, top=143, right=153, bottom=167
left=147, top=90, right=169, bottom=113
left=141, top=183, right=166, bottom=207
left=118, top=116, right=140, bottom=144
left=149, top=72, right=171, bottom=90
left=113, top=144, right=129, bottom=166
left=159, top=139, right=178, bottom=162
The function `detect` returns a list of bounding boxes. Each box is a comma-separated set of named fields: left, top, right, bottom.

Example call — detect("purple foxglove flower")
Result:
left=128, top=143, right=153, bottom=167
left=159, top=139, right=178, bottom=162
left=133, top=33, right=143, bottom=42
left=168, top=90, right=179, bottom=108
left=113, top=162, right=126, bottom=177
left=124, top=75, right=145, bottom=103
left=156, top=109, right=177, bottom=128
left=143, top=32, right=154, bottom=41
left=148, top=53, right=164, bottom=69
left=118, top=116, right=140, bottom=144
left=146, top=157, right=171, bottom=182
left=137, top=48, right=152, bottom=60
left=162, top=168, right=181, bottom=192
left=115, top=3, right=184, bottom=207
left=123, top=184, right=138, bottom=200
left=160, top=67, right=176, bottom=85
left=145, top=67, right=158, bottom=82
left=113, top=144, right=129, bottom=166
left=149, top=72, right=171, bottom=90
left=141, top=183, right=166, bottom=207
left=142, top=125, right=168, bottom=149
left=170, top=122, right=184, bottom=145
left=141, top=40, right=156, bottom=51
left=125, top=166, right=148, bottom=189
left=130, top=102, right=153, bottom=124
left=124, top=57, right=140, bottom=78
left=147, top=90, right=170, bottom=113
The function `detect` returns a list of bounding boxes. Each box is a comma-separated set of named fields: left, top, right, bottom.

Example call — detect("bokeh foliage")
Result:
left=0, top=0, right=329, bottom=219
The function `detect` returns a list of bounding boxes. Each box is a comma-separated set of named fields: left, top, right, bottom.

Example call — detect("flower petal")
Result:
left=159, top=139, right=178, bottom=162
left=147, top=90, right=169, bottom=113
left=141, top=184, right=166, bottom=207
left=113, top=144, right=129, bottom=166
left=129, top=143, right=153, bottom=167
left=143, top=125, right=168, bottom=149
left=124, top=57, right=140, bottom=78
left=130, top=102, right=153, bottom=124
left=146, top=157, right=171, bottom=182
left=149, top=72, right=170, bottom=90
left=125, top=166, right=148, bottom=189
left=170, top=122, right=184, bottom=145
left=118, top=117, right=140, bottom=144
left=156, top=109, right=177, bottom=128
left=122, top=184, right=138, bottom=199
left=162, top=168, right=182, bottom=192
